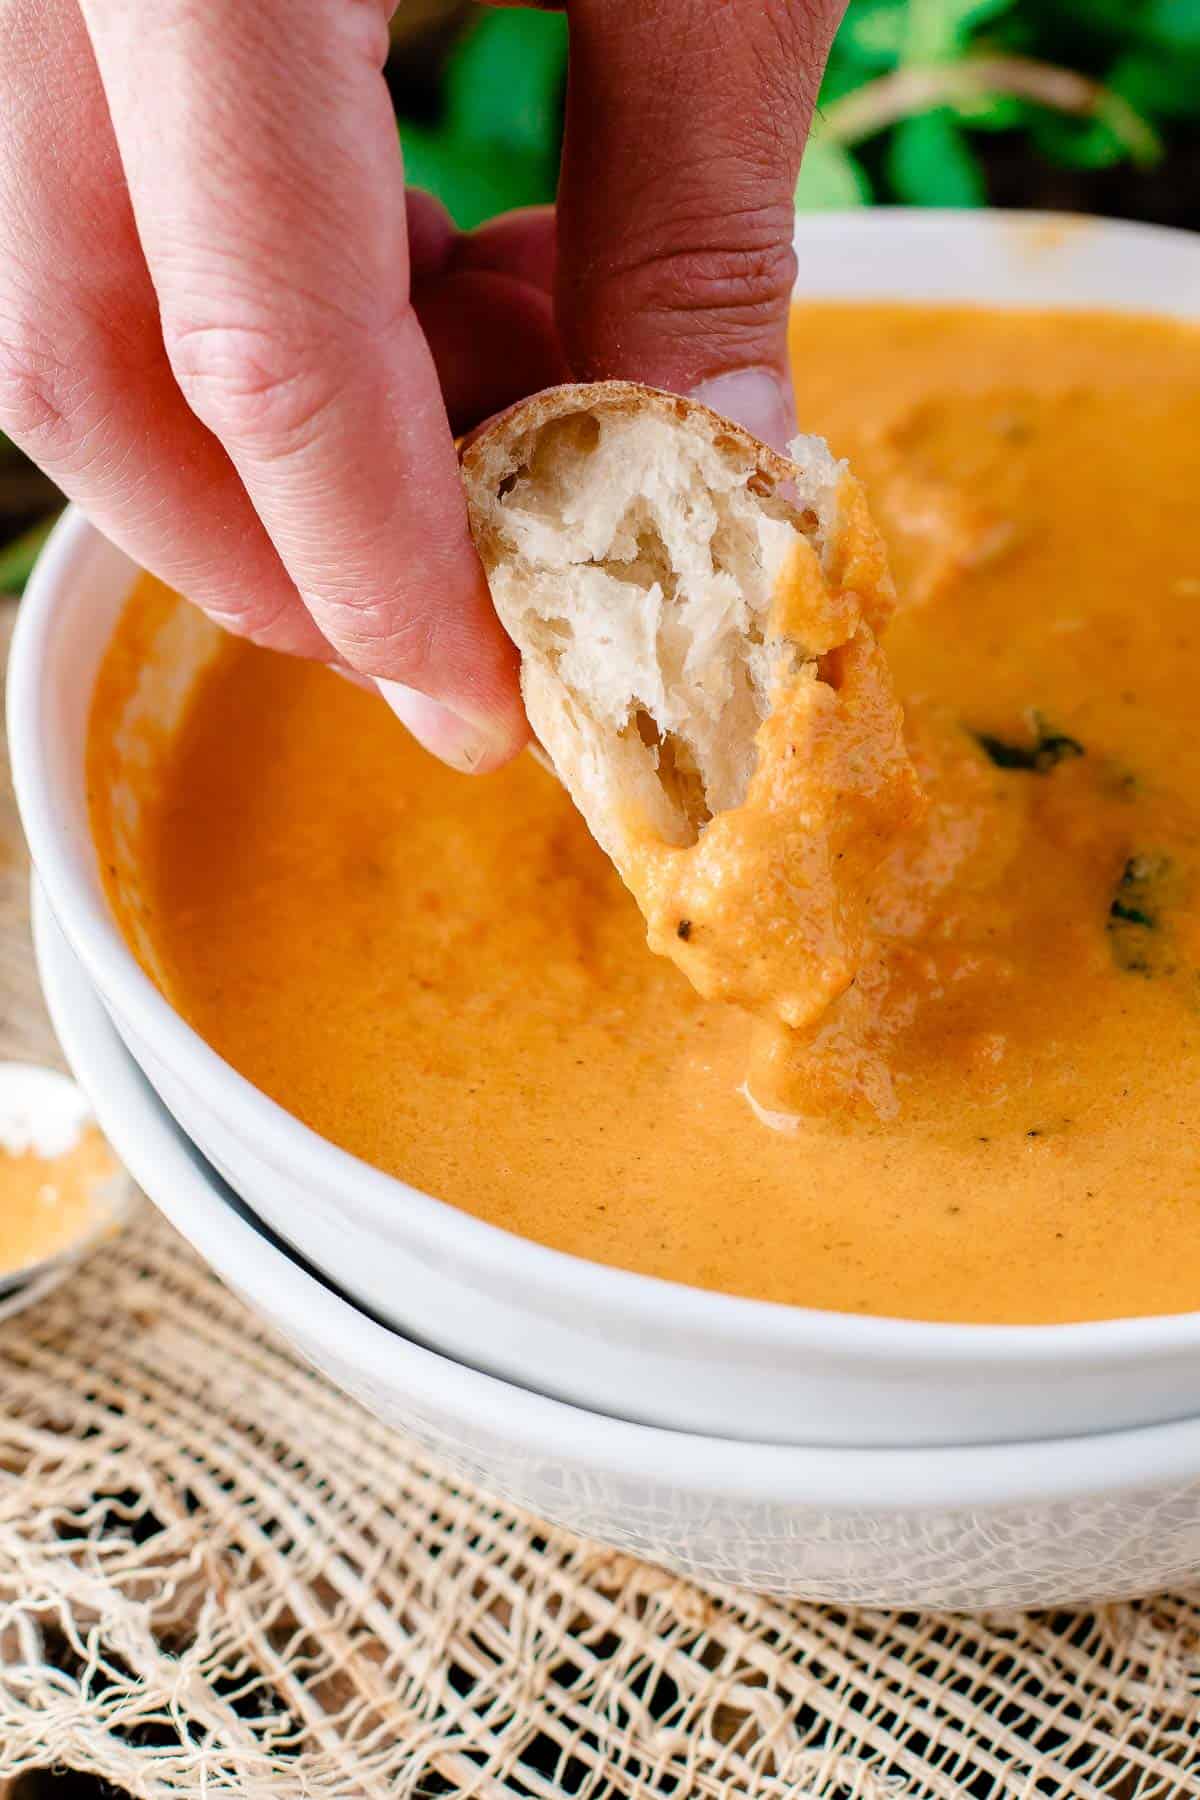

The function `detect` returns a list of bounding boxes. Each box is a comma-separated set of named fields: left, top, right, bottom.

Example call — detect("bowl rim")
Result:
left=12, top=207, right=1200, bottom=1372
left=33, top=877, right=1200, bottom=1510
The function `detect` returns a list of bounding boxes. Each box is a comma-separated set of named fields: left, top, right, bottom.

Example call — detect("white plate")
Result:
left=11, top=211, right=1200, bottom=1448
left=32, top=881, right=1200, bottom=1609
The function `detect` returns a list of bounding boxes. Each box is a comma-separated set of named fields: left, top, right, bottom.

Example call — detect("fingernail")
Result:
left=376, top=679, right=503, bottom=774
left=327, top=659, right=375, bottom=694
left=689, top=367, right=798, bottom=454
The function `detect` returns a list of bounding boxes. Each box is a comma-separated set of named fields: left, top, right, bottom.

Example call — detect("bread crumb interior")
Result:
left=488, top=408, right=808, bottom=845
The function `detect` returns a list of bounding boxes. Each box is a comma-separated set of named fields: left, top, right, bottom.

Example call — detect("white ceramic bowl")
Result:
left=11, top=212, right=1200, bottom=1449
left=33, top=885, right=1200, bottom=1610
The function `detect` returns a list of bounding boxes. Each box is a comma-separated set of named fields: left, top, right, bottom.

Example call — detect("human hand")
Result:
left=0, top=0, right=842, bottom=772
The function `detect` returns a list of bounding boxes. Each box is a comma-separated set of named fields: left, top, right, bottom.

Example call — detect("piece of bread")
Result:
left=462, top=382, right=922, bottom=1030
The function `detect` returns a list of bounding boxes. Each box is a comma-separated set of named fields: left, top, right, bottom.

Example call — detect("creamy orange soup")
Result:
left=89, top=304, right=1200, bottom=1324
left=0, top=1125, right=118, bottom=1276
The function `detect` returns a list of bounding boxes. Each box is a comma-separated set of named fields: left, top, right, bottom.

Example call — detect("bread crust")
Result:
left=462, top=380, right=801, bottom=491
left=462, top=380, right=921, bottom=1031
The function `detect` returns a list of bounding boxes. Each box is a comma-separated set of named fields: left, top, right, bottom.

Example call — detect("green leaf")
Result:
left=884, top=109, right=987, bottom=205
left=1111, top=46, right=1200, bottom=118
left=0, top=514, right=58, bottom=595
left=837, top=0, right=909, bottom=67
left=903, top=0, right=1019, bottom=58
left=794, top=134, right=872, bottom=209
left=399, top=123, right=555, bottom=231
left=444, top=9, right=567, bottom=157
left=817, top=55, right=883, bottom=106
left=395, top=9, right=566, bottom=228
left=951, top=0, right=1022, bottom=32
left=1142, top=0, right=1200, bottom=52
left=1029, top=109, right=1127, bottom=170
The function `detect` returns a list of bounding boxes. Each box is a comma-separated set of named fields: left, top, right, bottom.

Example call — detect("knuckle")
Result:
left=0, top=314, right=88, bottom=457
left=0, top=284, right=158, bottom=464
left=621, top=209, right=796, bottom=325
left=653, top=233, right=797, bottom=327
left=162, top=313, right=339, bottom=456
left=566, top=202, right=797, bottom=370
left=319, top=597, right=440, bottom=684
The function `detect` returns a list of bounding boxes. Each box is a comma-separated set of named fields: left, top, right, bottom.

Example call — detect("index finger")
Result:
left=77, top=0, right=526, bottom=772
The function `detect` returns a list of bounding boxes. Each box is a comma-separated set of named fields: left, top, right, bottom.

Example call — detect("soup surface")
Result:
left=90, top=303, right=1200, bottom=1323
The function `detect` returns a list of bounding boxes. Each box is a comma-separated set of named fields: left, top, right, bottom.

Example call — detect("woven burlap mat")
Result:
left=2, top=1207, right=1200, bottom=1799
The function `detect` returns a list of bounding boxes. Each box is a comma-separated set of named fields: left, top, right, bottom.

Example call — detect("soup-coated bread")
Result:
left=461, top=382, right=922, bottom=1030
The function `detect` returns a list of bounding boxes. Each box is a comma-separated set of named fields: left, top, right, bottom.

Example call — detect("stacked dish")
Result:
left=12, top=212, right=1200, bottom=1609
left=33, top=893, right=1200, bottom=1612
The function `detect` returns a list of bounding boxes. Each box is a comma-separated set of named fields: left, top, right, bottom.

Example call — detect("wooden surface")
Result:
left=0, top=595, right=63, bottom=1071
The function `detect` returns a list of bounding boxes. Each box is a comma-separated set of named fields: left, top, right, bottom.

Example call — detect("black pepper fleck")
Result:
left=676, top=919, right=692, bottom=941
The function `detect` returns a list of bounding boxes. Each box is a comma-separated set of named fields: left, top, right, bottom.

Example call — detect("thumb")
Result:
left=555, top=0, right=843, bottom=450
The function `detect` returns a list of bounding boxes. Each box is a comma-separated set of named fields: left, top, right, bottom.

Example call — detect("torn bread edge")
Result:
left=462, top=381, right=921, bottom=1033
